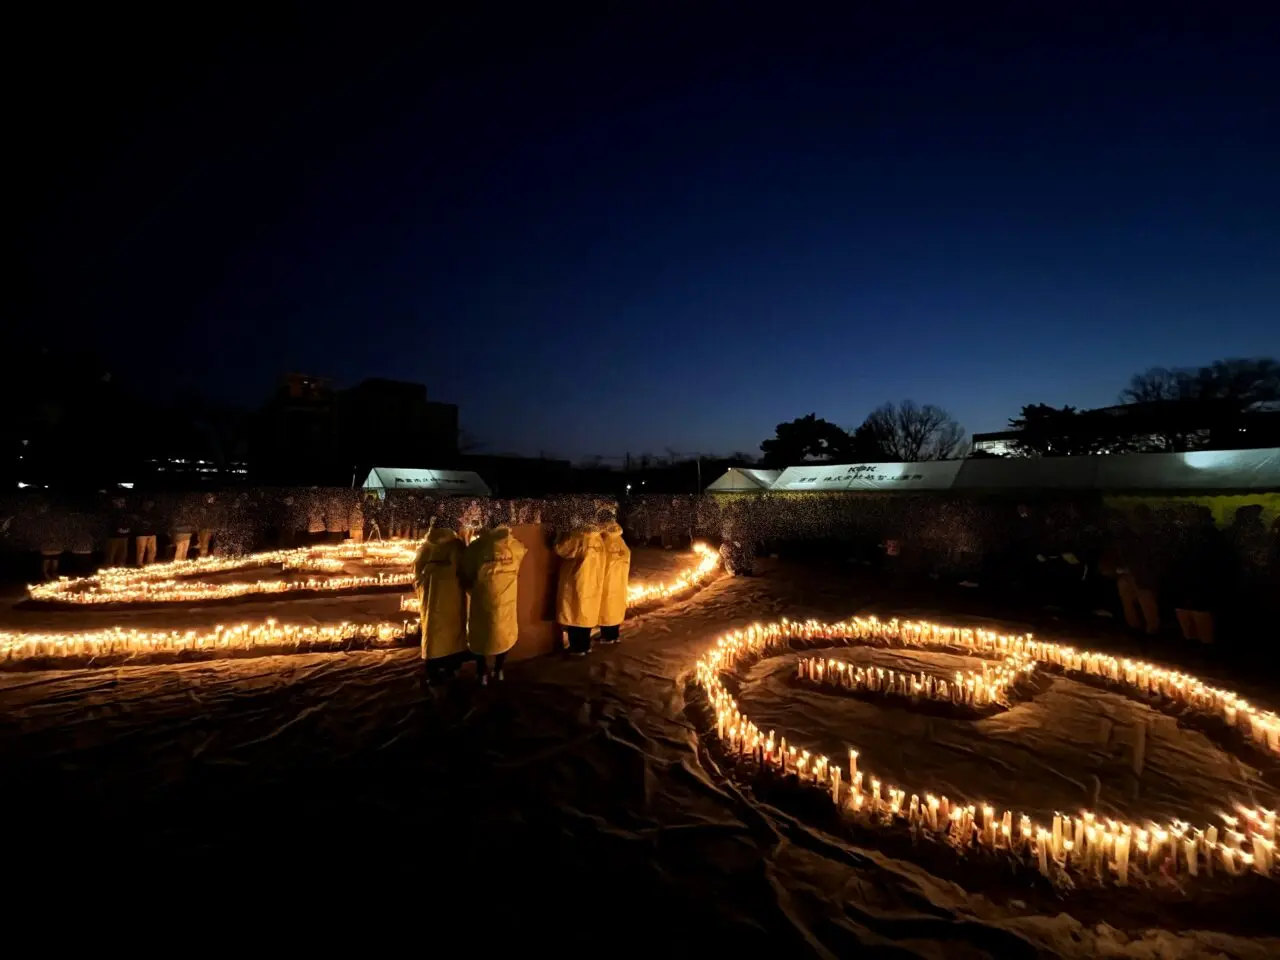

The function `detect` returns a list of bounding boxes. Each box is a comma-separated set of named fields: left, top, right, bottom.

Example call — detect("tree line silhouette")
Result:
left=759, top=357, right=1278, bottom=467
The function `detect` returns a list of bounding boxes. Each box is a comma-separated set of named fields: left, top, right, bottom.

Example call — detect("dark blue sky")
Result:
left=20, top=5, right=1280, bottom=460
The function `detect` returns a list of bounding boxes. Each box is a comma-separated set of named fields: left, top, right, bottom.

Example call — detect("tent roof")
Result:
left=952, top=456, right=1100, bottom=491
left=764, top=449, right=1280, bottom=494
left=1093, top=448, right=1280, bottom=491
left=705, top=468, right=781, bottom=492
left=362, top=467, right=491, bottom=496
left=771, top=460, right=963, bottom=492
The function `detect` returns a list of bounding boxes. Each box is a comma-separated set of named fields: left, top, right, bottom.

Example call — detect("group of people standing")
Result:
left=414, top=507, right=527, bottom=686
left=555, top=508, right=631, bottom=655
left=413, top=505, right=632, bottom=684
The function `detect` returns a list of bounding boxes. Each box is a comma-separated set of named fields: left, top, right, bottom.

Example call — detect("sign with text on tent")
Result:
left=770, top=460, right=964, bottom=492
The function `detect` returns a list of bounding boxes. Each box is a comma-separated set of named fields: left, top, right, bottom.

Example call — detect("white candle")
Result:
left=1253, top=836, right=1272, bottom=875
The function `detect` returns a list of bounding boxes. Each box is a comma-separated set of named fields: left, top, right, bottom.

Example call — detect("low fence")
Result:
left=3, top=488, right=1277, bottom=621
left=0, top=489, right=613, bottom=578
left=621, top=491, right=1280, bottom=622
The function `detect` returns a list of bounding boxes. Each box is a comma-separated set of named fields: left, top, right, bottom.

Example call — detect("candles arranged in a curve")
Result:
left=1, top=618, right=416, bottom=661
left=699, top=615, right=1278, bottom=888
left=795, top=653, right=1036, bottom=712
left=4, top=542, right=720, bottom=665
left=26, top=540, right=420, bottom=606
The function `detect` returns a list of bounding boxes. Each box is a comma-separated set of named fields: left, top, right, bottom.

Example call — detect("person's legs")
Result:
left=599, top=624, right=621, bottom=644
left=1116, top=575, right=1142, bottom=631
left=566, top=626, right=591, bottom=655
left=41, top=554, right=58, bottom=580
left=1136, top=588, right=1160, bottom=635
left=492, top=652, right=508, bottom=680
left=197, top=529, right=213, bottom=557
left=426, top=654, right=459, bottom=684
left=142, top=535, right=157, bottom=565
left=172, top=533, right=191, bottom=562
left=106, top=538, right=127, bottom=567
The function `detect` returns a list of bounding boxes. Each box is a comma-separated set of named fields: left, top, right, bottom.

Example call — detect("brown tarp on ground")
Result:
left=1, top=557, right=1276, bottom=955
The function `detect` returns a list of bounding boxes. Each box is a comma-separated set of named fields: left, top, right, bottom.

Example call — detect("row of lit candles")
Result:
left=400, top=541, right=722, bottom=614
left=3, top=543, right=722, bottom=665
left=796, top=655, right=1036, bottom=711
left=27, top=540, right=421, bottom=605
left=710, top=617, right=1280, bottom=758
left=699, top=616, right=1278, bottom=886
left=1, top=617, right=417, bottom=661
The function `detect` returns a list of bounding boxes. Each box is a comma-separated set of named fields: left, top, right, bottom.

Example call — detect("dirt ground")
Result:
left=2, top=550, right=1278, bottom=956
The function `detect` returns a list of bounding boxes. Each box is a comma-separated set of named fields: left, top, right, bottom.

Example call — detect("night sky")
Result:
left=18, top=5, right=1280, bottom=460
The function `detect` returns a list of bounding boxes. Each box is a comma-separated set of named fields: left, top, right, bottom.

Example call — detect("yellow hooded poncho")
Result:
left=461, top=525, right=527, bottom=656
left=413, top=528, right=467, bottom=661
left=598, top=521, right=631, bottom=627
left=555, top=525, right=605, bottom=627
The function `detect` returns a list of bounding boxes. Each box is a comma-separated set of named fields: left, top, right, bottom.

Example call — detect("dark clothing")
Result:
left=1168, top=524, right=1230, bottom=611
left=425, top=651, right=470, bottom=684
left=1115, top=525, right=1161, bottom=590
left=111, top=510, right=134, bottom=538
left=105, top=538, right=130, bottom=567
left=566, top=626, right=591, bottom=654
left=599, top=624, right=620, bottom=642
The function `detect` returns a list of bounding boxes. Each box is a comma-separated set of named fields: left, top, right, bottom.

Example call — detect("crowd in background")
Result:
left=3, top=487, right=1278, bottom=646
left=0, top=489, right=612, bottom=582
left=621, top=493, right=1280, bottom=646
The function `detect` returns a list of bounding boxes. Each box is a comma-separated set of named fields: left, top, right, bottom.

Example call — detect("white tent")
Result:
left=705, top=468, right=781, bottom=492
left=771, top=460, right=963, bottom=492
left=1093, top=448, right=1280, bottom=491
left=361, top=467, right=491, bottom=499
left=952, top=456, right=1100, bottom=491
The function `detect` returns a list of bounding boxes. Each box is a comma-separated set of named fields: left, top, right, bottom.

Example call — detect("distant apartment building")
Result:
left=253, top=375, right=459, bottom=485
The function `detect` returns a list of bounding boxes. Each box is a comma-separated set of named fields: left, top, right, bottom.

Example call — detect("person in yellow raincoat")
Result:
left=597, top=508, right=631, bottom=645
left=460, top=519, right=527, bottom=684
left=413, top=521, right=469, bottom=684
left=555, top=517, right=605, bottom=655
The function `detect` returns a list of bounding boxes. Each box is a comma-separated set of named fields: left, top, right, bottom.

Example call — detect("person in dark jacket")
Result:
left=105, top=497, right=134, bottom=567
left=1112, top=506, right=1161, bottom=635
left=1169, top=505, right=1228, bottom=644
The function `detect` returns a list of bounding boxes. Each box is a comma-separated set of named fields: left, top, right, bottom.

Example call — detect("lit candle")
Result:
left=1116, top=831, right=1131, bottom=885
